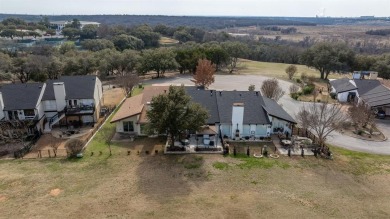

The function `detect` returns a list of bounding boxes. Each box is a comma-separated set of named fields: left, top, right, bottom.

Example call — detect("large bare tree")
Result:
left=349, top=102, right=376, bottom=131
left=296, top=102, right=347, bottom=146
left=260, top=78, right=285, bottom=102
left=113, top=74, right=140, bottom=97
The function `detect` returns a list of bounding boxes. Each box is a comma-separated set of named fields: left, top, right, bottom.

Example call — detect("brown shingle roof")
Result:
left=141, top=86, right=169, bottom=104
left=110, top=94, right=144, bottom=123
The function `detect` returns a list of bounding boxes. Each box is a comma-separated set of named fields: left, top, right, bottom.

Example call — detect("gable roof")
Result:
left=0, top=83, right=44, bottom=111
left=262, top=97, right=296, bottom=123
left=111, top=86, right=295, bottom=126
left=216, top=91, right=270, bottom=125
left=185, top=88, right=220, bottom=124
left=359, top=85, right=390, bottom=107
left=354, top=79, right=382, bottom=96
left=111, top=94, right=144, bottom=123
left=43, top=75, right=98, bottom=100
left=142, top=86, right=169, bottom=104
left=329, top=78, right=356, bottom=93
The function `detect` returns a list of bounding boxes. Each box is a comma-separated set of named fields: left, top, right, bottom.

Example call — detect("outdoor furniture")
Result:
left=281, top=139, right=291, bottom=146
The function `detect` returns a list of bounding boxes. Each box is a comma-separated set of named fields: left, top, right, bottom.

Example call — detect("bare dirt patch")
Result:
left=49, top=188, right=62, bottom=197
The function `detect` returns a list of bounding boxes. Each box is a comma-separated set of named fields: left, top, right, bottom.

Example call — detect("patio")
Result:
left=168, top=134, right=223, bottom=154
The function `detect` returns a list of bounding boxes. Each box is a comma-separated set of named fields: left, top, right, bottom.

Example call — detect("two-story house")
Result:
left=0, top=83, right=46, bottom=134
left=42, top=75, right=103, bottom=131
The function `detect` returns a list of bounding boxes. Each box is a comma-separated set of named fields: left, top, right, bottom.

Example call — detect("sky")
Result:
left=0, top=0, right=389, bottom=17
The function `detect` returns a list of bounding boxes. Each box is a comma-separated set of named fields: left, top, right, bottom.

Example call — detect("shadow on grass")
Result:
left=136, top=154, right=209, bottom=203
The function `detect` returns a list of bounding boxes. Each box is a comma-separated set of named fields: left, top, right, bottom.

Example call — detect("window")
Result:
left=24, top=109, right=35, bottom=117
left=123, top=121, right=134, bottom=132
left=74, top=100, right=77, bottom=106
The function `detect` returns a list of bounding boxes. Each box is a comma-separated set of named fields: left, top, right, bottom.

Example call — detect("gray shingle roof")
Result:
left=262, top=97, right=296, bottom=123
left=185, top=88, right=220, bottom=124
left=354, top=79, right=382, bottom=96
left=360, top=85, right=390, bottom=107
left=329, top=78, right=356, bottom=93
left=0, top=83, right=44, bottom=110
left=215, top=91, right=270, bottom=125
left=43, top=75, right=97, bottom=100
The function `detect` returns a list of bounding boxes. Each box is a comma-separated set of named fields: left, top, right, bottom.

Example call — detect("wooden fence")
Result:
left=292, top=126, right=321, bottom=146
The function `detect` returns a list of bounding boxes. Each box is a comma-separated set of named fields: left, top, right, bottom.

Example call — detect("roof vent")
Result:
left=219, top=91, right=222, bottom=96
left=255, top=91, right=259, bottom=96
left=210, top=90, right=213, bottom=96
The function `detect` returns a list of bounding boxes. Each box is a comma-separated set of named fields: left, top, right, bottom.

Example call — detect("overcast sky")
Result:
left=0, top=0, right=389, bottom=17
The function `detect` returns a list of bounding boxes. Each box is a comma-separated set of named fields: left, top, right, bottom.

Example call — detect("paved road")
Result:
left=147, top=74, right=390, bottom=155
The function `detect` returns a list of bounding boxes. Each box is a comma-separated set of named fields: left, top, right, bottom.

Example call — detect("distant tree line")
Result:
left=2, top=17, right=390, bottom=82
left=366, top=29, right=390, bottom=36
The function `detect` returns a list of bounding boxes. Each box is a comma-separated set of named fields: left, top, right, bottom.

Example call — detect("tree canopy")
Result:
left=146, top=85, right=209, bottom=146
left=301, top=42, right=355, bottom=79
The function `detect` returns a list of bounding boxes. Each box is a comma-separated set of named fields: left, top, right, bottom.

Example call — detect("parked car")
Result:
left=377, top=110, right=386, bottom=119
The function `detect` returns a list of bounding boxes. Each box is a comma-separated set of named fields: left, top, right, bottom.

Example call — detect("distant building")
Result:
left=49, top=21, right=100, bottom=31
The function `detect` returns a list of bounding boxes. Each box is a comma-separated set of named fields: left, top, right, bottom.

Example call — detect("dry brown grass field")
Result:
left=233, top=24, right=390, bottom=46
left=1, top=134, right=390, bottom=218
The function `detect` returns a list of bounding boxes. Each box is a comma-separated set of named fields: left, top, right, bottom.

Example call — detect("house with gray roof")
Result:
left=111, top=86, right=296, bottom=141
left=42, top=75, right=103, bottom=132
left=329, top=78, right=390, bottom=116
left=0, top=83, right=47, bottom=133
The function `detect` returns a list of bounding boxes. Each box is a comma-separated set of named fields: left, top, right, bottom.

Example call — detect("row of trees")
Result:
left=0, top=39, right=251, bottom=82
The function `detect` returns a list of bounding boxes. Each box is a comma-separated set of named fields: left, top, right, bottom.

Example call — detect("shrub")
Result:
left=317, top=99, right=321, bottom=102
left=289, top=84, right=300, bottom=94
left=303, top=85, right=315, bottom=95
left=290, top=93, right=299, bottom=100
left=300, top=73, right=307, bottom=82
left=65, top=139, right=84, bottom=157
left=330, top=93, right=337, bottom=99
left=296, top=78, right=302, bottom=84
left=357, top=130, right=363, bottom=135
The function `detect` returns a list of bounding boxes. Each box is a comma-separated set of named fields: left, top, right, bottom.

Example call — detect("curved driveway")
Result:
left=147, top=74, right=390, bottom=155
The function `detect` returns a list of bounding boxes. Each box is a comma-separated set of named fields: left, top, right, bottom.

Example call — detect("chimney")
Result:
left=0, top=92, right=4, bottom=120
left=53, top=82, right=66, bottom=111
left=232, top=103, right=244, bottom=138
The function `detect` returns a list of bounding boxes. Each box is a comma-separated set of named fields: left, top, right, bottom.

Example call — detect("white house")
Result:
left=111, top=86, right=296, bottom=141
left=50, top=21, right=100, bottom=31
left=41, top=75, right=103, bottom=131
left=0, top=83, right=47, bottom=134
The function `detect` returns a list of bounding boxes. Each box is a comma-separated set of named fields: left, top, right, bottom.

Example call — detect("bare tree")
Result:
left=261, top=78, right=285, bottom=102
left=349, top=102, right=376, bottom=130
left=248, top=84, right=255, bottom=91
left=289, top=84, right=299, bottom=94
left=113, top=74, right=140, bottom=97
left=296, top=102, right=347, bottom=146
left=192, top=59, right=215, bottom=89
left=100, top=126, right=116, bottom=156
left=312, top=89, right=319, bottom=102
left=285, top=64, right=297, bottom=80
left=49, top=135, right=62, bottom=157
left=65, top=139, right=84, bottom=157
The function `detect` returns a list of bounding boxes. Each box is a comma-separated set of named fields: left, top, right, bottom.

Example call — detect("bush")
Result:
left=65, top=139, right=84, bottom=157
left=317, top=99, right=321, bottom=102
left=357, top=130, right=363, bottom=135
left=302, top=85, right=315, bottom=95
left=290, top=93, right=299, bottom=100
left=296, top=78, right=301, bottom=83
left=330, top=93, right=337, bottom=99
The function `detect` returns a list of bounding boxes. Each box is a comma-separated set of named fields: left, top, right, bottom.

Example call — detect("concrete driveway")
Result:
left=148, top=74, right=390, bottom=155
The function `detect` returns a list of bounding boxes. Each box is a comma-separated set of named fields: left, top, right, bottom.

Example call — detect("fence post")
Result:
left=48, top=149, right=51, bottom=158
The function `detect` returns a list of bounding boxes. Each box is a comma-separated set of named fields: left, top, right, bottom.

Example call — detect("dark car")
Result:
left=377, top=110, right=386, bottom=119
